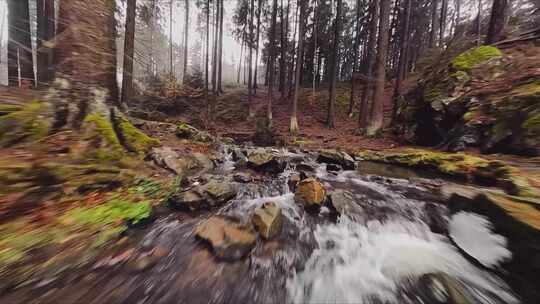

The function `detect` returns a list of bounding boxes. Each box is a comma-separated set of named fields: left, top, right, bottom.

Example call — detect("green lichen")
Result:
left=0, top=100, right=50, bottom=145
left=451, top=46, right=503, bottom=71
left=117, top=116, right=160, bottom=155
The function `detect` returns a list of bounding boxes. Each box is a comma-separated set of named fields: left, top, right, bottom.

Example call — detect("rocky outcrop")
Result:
left=168, top=179, right=236, bottom=211
left=195, top=216, right=256, bottom=261
left=149, top=147, right=193, bottom=176
left=328, top=190, right=365, bottom=222
left=394, top=45, right=540, bottom=156
left=294, top=178, right=326, bottom=209
left=176, top=123, right=214, bottom=143
left=252, top=202, right=282, bottom=239
left=355, top=149, right=540, bottom=199
left=317, top=149, right=356, bottom=170
left=247, top=149, right=285, bottom=174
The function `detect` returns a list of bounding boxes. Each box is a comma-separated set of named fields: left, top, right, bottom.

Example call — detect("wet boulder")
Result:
left=317, top=149, right=356, bottom=170
left=168, top=190, right=207, bottom=211
left=202, top=180, right=237, bottom=206
left=326, top=163, right=342, bottom=172
left=168, top=179, right=236, bottom=211
left=296, top=163, right=316, bottom=172
left=149, top=146, right=192, bottom=176
left=294, top=178, right=326, bottom=209
left=252, top=202, right=282, bottom=239
left=195, top=216, right=256, bottom=261
left=247, top=149, right=285, bottom=174
left=233, top=172, right=252, bottom=183
left=328, top=190, right=365, bottom=223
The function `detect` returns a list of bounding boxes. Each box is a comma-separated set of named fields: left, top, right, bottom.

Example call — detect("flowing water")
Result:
left=1, top=146, right=520, bottom=304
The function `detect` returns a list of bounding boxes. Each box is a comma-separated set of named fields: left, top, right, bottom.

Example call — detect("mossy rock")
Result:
left=0, top=100, right=51, bottom=146
left=451, top=46, right=503, bottom=71
left=116, top=114, right=160, bottom=155
left=80, top=113, right=125, bottom=161
left=355, top=149, right=540, bottom=199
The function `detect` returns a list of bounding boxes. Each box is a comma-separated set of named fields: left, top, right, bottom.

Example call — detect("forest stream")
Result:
left=0, top=145, right=523, bottom=304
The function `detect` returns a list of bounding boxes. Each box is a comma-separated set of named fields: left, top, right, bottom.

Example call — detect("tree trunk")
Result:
left=279, top=0, right=289, bottom=99
left=218, top=0, right=224, bottom=93
left=367, top=0, right=391, bottom=136
left=347, top=0, right=362, bottom=117
left=205, top=0, right=210, bottom=124
left=439, top=0, right=448, bottom=45
left=212, top=0, right=219, bottom=94
left=183, top=0, right=189, bottom=83
left=326, top=0, right=342, bottom=129
left=53, top=0, right=119, bottom=127
left=7, top=0, right=34, bottom=87
left=268, top=0, right=279, bottom=124
left=359, top=0, right=379, bottom=130
left=392, top=0, right=411, bottom=125
left=238, top=38, right=244, bottom=84
left=290, top=0, right=306, bottom=135
left=169, top=0, right=174, bottom=78
left=476, top=0, right=482, bottom=45
left=288, top=1, right=299, bottom=98
left=121, top=0, right=136, bottom=105
left=486, top=0, right=508, bottom=44
left=429, top=0, right=439, bottom=48
left=37, top=0, right=55, bottom=86
left=253, top=0, right=262, bottom=94
left=248, top=0, right=255, bottom=117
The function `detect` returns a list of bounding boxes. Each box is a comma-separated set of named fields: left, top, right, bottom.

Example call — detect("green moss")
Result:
left=0, top=101, right=50, bottom=145
left=355, top=149, right=540, bottom=199
left=451, top=46, right=503, bottom=71
left=0, top=220, right=66, bottom=269
left=522, top=112, right=540, bottom=130
left=463, top=112, right=474, bottom=122
left=117, top=116, right=160, bottom=155
left=61, top=196, right=152, bottom=227
left=83, top=113, right=125, bottom=161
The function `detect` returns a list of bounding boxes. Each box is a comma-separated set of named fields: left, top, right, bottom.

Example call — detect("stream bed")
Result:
left=1, top=146, right=522, bottom=304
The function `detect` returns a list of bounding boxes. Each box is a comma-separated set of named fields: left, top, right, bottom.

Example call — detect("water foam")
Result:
left=287, top=217, right=517, bottom=304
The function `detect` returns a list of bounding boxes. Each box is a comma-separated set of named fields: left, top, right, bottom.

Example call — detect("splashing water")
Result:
left=287, top=217, right=517, bottom=304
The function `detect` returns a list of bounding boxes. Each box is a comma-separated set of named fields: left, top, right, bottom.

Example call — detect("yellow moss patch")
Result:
left=0, top=100, right=50, bottom=145
left=355, top=149, right=540, bottom=198
left=82, top=113, right=125, bottom=161
left=451, top=46, right=503, bottom=71
left=117, top=115, right=160, bottom=155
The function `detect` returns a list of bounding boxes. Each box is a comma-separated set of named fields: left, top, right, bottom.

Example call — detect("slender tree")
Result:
left=439, top=0, right=448, bottom=45
left=122, top=0, right=137, bottom=105
left=248, top=0, right=255, bottom=116
left=429, top=0, right=439, bottom=47
left=212, top=0, right=219, bottom=94
left=348, top=0, right=363, bottom=117
left=205, top=0, right=210, bottom=123
left=367, top=0, right=391, bottom=135
left=359, top=0, right=379, bottom=130
left=290, top=0, right=306, bottom=134
left=37, top=0, right=55, bottom=86
left=326, top=0, right=342, bottom=128
left=486, top=0, right=508, bottom=44
left=183, top=0, right=189, bottom=83
left=217, top=0, right=225, bottom=93
left=169, top=0, right=174, bottom=78
left=7, top=0, right=34, bottom=87
left=268, top=0, right=279, bottom=124
left=253, top=0, right=263, bottom=94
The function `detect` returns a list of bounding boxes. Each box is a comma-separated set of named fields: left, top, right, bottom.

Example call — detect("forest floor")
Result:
left=172, top=83, right=403, bottom=151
